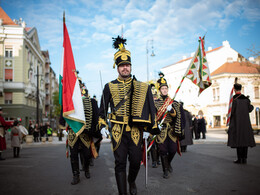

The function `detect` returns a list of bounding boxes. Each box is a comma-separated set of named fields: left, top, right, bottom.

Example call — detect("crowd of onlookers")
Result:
left=28, top=121, right=53, bottom=142
left=0, top=106, right=54, bottom=160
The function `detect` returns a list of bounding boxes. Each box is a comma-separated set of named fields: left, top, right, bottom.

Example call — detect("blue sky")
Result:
left=1, top=0, right=260, bottom=102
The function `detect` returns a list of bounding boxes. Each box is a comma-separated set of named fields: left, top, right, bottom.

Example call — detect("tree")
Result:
left=52, top=91, right=61, bottom=117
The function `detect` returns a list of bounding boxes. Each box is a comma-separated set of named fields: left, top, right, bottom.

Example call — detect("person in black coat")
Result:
left=227, top=82, right=256, bottom=164
left=197, top=116, right=206, bottom=139
left=192, top=115, right=199, bottom=139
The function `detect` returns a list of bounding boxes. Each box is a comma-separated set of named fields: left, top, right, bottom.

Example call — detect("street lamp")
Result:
left=146, top=39, right=155, bottom=81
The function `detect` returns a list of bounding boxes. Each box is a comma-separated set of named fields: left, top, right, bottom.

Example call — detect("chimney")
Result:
left=190, top=52, right=195, bottom=57
left=208, top=47, right=212, bottom=51
left=222, top=40, right=230, bottom=48
left=182, top=56, right=186, bottom=60
left=249, top=57, right=255, bottom=62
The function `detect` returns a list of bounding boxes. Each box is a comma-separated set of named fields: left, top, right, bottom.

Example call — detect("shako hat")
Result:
left=234, top=77, right=242, bottom=91
left=157, top=72, right=168, bottom=89
left=112, top=35, right=131, bottom=69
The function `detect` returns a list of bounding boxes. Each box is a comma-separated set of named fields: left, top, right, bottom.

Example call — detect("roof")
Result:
left=163, top=46, right=223, bottom=69
left=0, top=7, right=17, bottom=25
left=211, top=61, right=260, bottom=76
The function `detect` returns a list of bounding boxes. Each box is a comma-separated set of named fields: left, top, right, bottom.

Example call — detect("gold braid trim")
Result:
left=131, top=126, right=140, bottom=146
left=168, top=129, right=177, bottom=143
left=98, top=117, right=108, bottom=129
left=156, top=125, right=168, bottom=144
left=79, top=133, right=91, bottom=149
left=112, top=124, right=123, bottom=151
left=83, top=97, right=92, bottom=131
left=172, top=102, right=182, bottom=135
left=132, top=81, right=148, bottom=117
left=109, top=81, right=131, bottom=117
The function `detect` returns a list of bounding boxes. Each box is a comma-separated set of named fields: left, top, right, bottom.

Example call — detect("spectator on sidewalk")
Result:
left=180, top=102, right=193, bottom=152
left=227, top=81, right=256, bottom=164
left=28, top=121, right=34, bottom=135
left=47, top=124, right=52, bottom=140
left=11, top=120, right=22, bottom=158
left=198, top=115, right=207, bottom=139
left=33, top=123, right=40, bottom=142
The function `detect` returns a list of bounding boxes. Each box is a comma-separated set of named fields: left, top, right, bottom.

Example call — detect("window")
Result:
left=255, top=86, right=259, bottom=99
left=5, top=69, right=13, bottom=81
left=5, top=47, right=13, bottom=58
left=213, top=87, right=219, bottom=101
left=5, top=92, right=12, bottom=104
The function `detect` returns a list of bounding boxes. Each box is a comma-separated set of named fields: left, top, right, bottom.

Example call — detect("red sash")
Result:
left=156, top=97, right=173, bottom=121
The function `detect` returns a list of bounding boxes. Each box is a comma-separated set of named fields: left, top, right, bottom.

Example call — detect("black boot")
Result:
left=115, top=172, right=127, bottom=195
left=168, top=153, right=175, bottom=173
left=151, top=148, right=158, bottom=168
left=89, top=158, right=94, bottom=166
left=17, top=147, right=20, bottom=158
left=85, top=166, right=90, bottom=179
left=128, top=166, right=139, bottom=195
left=234, top=148, right=242, bottom=164
left=161, top=155, right=169, bottom=178
left=13, top=147, right=17, bottom=158
left=71, top=160, right=80, bottom=185
left=0, top=152, right=5, bottom=160
left=241, top=147, right=248, bottom=164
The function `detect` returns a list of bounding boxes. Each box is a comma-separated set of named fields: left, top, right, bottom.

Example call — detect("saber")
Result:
left=145, top=137, right=148, bottom=188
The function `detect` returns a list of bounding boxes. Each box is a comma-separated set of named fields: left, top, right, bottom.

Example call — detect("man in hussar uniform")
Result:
left=60, top=77, right=99, bottom=185
left=155, top=79, right=185, bottom=179
left=99, top=36, right=159, bottom=195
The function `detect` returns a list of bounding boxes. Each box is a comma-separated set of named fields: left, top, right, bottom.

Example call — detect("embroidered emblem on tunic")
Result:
left=131, top=126, right=140, bottom=146
left=68, top=129, right=78, bottom=148
left=79, top=133, right=91, bottom=148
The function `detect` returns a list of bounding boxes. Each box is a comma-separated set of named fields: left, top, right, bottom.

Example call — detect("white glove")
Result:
left=101, top=127, right=110, bottom=138
left=158, top=125, right=163, bottom=131
left=143, top=132, right=150, bottom=139
left=167, top=104, right=172, bottom=112
left=62, top=130, right=68, bottom=136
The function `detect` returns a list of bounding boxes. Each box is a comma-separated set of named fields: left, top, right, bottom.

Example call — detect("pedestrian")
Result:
left=0, top=107, right=9, bottom=160
left=98, top=36, right=159, bottom=195
left=198, top=115, right=206, bottom=139
left=154, top=81, right=185, bottom=179
left=61, top=78, right=99, bottom=185
left=47, top=124, right=52, bottom=138
left=180, top=102, right=193, bottom=152
left=33, top=123, right=40, bottom=142
left=39, top=123, right=45, bottom=141
left=11, top=120, right=22, bottom=158
left=227, top=81, right=256, bottom=164
left=28, top=121, right=34, bottom=135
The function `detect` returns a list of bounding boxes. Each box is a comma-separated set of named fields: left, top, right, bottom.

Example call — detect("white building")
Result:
left=161, top=40, right=260, bottom=128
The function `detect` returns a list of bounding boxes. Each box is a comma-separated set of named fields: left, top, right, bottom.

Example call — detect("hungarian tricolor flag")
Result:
left=185, top=36, right=212, bottom=95
left=59, top=14, right=85, bottom=136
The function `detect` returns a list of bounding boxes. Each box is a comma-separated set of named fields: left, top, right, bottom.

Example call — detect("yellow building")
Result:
left=0, top=7, right=57, bottom=127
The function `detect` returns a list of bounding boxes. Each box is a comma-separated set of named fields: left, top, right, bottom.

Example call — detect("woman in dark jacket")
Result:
left=227, top=83, right=256, bottom=164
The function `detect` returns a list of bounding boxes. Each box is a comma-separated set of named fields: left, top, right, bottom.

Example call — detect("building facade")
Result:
left=0, top=7, right=58, bottom=128
left=161, top=40, right=260, bottom=128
